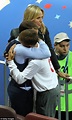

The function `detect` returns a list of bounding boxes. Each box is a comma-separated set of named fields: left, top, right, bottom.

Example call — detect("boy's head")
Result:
left=19, top=29, right=39, bottom=47
left=19, top=21, right=38, bottom=33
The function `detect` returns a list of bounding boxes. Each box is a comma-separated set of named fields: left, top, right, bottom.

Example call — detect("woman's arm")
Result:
left=15, top=39, right=51, bottom=59
left=4, top=39, right=51, bottom=60
left=44, top=28, right=60, bottom=70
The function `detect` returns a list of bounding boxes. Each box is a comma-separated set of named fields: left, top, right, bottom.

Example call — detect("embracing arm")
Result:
left=8, top=60, right=39, bottom=84
left=44, top=28, right=60, bottom=70
left=15, top=39, right=51, bottom=59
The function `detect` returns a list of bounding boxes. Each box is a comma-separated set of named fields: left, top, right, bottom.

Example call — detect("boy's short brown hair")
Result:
left=19, top=29, right=39, bottom=47
left=19, top=21, right=38, bottom=33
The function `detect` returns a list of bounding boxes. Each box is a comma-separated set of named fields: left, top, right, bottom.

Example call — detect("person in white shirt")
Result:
left=4, top=21, right=51, bottom=116
left=6, top=29, right=60, bottom=117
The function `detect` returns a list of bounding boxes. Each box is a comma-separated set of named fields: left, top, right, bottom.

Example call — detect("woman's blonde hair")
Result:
left=23, top=5, right=46, bottom=34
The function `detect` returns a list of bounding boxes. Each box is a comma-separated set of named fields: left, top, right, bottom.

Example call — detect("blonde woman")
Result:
left=22, top=5, right=70, bottom=79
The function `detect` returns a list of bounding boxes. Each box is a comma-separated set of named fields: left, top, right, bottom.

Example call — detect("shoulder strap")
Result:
left=63, top=52, right=69, bottom=73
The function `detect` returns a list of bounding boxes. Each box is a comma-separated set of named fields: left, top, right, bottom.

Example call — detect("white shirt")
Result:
left=8, top=58, right=58, bottom=92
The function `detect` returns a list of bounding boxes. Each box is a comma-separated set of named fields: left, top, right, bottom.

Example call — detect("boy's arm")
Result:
left=6, top=44, right=39, bottom=84
left=8, top=60, right=39, bottom=84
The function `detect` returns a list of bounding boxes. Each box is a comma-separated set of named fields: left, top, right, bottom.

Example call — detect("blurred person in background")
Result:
left=54, top=32, right=72, bottom=120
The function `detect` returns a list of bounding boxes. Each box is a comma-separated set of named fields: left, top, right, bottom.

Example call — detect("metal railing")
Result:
left=0, top=60, right=8, bottom=106
left=58, top=79, right=72, bottom=120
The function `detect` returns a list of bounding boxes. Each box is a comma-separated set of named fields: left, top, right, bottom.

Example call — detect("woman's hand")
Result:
left=5, top=44, right=16, bottom=61
left=57, top=71, right=70, bottom=81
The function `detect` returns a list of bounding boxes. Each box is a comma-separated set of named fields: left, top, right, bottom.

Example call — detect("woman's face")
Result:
left=32, top=11, right=43, bottom=28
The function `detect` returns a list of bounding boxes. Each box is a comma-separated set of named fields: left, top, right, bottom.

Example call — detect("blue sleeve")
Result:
left=15, top=40, right=51, bottom=59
